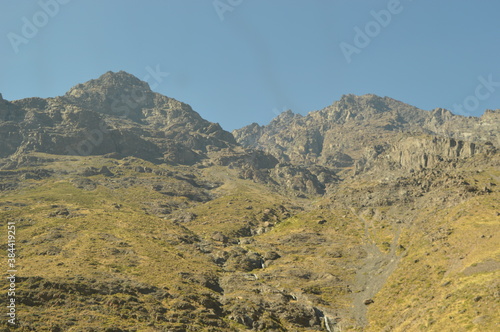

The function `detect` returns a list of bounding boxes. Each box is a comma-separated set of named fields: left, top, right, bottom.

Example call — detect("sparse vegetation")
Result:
left=0, top=72, right=498, bottom=331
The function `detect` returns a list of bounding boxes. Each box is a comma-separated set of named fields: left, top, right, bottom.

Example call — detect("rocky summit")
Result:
left=0, top=71, right=498, bottom=331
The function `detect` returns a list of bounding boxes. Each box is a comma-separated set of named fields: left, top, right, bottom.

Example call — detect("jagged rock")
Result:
left=0, top=71, right=238, bottom=165
left=388, top=136, right=483, bottom=169
left=234, top=94, right=500, bottom=174
left=224, top=247, right=263, bottom=271
left=212, top=232, right=228, bottom=243
left=99, top=166, right=114, bottom=176
left=270, top=164, right=325, bottom=195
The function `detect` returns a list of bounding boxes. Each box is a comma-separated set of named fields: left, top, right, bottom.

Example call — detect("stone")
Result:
left=264, top=251, right=281, bottom=261
left=212, top=232, right=228, bottom=243
left=99, top=166, right=114, bottom=176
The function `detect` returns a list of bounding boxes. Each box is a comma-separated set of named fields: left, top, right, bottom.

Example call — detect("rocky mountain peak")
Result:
left=482, top=109, right=500, bottom=120
left=429, top=107, right=455, bottom=125
left=0, top=71, right=242, bottom=164
left=431, top=107, right=453, bottom=117
left=66, top=71, right=152, bottom=97
left=234, top=93, right=500, bottom=168
left=274, top=109, right=295, bottom=120
left=335, top=93, right=388, bottom=111
left=268, top=109, right=301, bottom=127
left=64, top=71, right=155, bottom=121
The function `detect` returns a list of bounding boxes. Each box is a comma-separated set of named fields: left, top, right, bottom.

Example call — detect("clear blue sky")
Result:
left=1, top=0, right=499, bottom=130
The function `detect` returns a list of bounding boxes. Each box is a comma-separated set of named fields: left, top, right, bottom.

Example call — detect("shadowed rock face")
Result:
left=1, top=71, right=237, bottom=164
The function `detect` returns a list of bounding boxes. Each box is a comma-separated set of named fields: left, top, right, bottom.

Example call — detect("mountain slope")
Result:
left=0, top=73, right=498, bottom=331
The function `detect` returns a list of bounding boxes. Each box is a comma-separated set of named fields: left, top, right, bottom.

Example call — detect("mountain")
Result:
left=0, top=72, right=498, bottom=331
left=233, top=94, right=500, bottom=169
left=1, top=71, right=239, bottom=165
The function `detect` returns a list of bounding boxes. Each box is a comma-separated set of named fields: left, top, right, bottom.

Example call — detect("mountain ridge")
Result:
left=0, top=71, right=498, bottom=331
left=233, top=92, right=500, bottom=169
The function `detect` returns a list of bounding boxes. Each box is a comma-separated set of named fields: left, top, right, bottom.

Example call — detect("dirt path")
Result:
left=350, top=209, right=404, bottom=328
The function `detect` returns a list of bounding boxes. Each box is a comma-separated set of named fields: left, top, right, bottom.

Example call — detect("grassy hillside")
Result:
left=0, top=151, right=498, bottom=331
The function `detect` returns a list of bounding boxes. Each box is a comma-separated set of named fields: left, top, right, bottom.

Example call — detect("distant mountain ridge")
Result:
left=1, top=71, right=498, bottom=181
left=233, top=93, right=500, bottom=167
left=2, top=71, right=498, bottom=189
